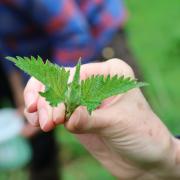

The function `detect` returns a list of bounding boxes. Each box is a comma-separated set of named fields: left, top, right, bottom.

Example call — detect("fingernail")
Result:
left=24, top=108, right=39, bottom=126
left=26, top=91, right=35, bottom=109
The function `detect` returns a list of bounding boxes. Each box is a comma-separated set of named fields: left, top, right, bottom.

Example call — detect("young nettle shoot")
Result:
left=6, top=56, right=147, bottom=119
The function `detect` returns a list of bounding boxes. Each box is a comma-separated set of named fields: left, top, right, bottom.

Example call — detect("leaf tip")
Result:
left=5, top=56, right=16, bottom=63
left=78, top=57, right=82, bottom=64
left=136, top=82, right=149, bottom=88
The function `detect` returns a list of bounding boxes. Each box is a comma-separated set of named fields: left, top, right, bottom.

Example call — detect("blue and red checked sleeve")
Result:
left=1, top=0, right=126, bottom=68
left=30, top=0, right=126, bottom=66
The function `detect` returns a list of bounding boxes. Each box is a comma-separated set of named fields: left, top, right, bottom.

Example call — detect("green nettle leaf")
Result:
left=6, top=56, right=70, bottom=106
left=65, top=59, right=81, bottom=118
left=81, top=75, right=146, bottom=113
left=6, top=56, right=147, bottom=118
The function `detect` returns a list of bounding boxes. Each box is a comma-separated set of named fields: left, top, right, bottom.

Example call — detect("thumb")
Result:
left=65, top=106, right=106, bottom=134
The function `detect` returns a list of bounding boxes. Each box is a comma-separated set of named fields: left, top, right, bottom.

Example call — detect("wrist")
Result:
left=150, top=136, right=180, bottom=180
left=129, top=136, right=180, bottom=180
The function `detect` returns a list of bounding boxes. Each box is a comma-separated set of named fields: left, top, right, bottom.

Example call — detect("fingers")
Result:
left=21, top=124, right=40, bottom=138
left=80, top=61, right=108, bottom=80
left=25, top=98, right=65, bottom=132
left=80, top=59, right=134, bottom=80
left=24, top=77, right=43, bottom=127
left=24, top=77, right=66, bottom=132
left=53, top=103, right=66, bottom=125
left=65, top=106, right=110, bottom=134
left=37, top=96, right=54, bottom=131
left=24, top=59, right=134, bottom=133
left=106, top=59, right=135, bottom=78
left=24, top=77, right=43, bottom=113
left=28, top=96, right=65, bottom=132
left=24, top=108, right=39, bottom=126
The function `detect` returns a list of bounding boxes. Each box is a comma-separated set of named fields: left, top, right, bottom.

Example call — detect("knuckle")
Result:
left=107, top=58, right=135, bottom=78
left=53, top=117, right=63, bottom=125
left=37, top=96, right=47, bottom=108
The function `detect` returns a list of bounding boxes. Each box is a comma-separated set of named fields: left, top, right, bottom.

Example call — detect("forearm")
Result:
left=136, top=112, right=180, bottom=180
left=128, top=107, right=180, bottom=179
left=151, top=137, right=180, bottom=180
left=131, top=134, right=180, bottom=180
left=115, top=137, right=180, bottom=180
left=101, top=109, right=180, bottom=180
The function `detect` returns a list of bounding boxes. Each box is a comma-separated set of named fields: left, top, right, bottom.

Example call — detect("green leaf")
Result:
left=6, top=56, right=70, bottom=106
left=65, top=58, right=81, bottom=118
left=81, top=74, right=147, bottom=113
left=6, top=56, right=148, bottom=117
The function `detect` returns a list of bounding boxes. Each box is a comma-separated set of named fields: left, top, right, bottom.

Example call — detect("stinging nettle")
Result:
left=6, top=56, right=147, bottom=119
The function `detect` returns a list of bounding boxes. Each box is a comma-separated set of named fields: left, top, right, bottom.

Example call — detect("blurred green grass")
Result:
left=1, top=0, right=180, bottom=179
left=125, top=0, right=180, bottom=134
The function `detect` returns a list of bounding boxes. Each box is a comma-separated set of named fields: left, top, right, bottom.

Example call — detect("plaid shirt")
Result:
left=0, top=0, right=126, bottom=72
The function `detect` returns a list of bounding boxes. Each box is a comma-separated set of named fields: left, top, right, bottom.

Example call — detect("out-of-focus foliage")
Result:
left=125, top=0, right=180, bottom=134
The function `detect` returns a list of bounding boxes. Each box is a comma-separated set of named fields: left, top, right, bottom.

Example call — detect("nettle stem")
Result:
left=65, top=103, right=71, bottom=120
left=64, top=86, right=80, bottom=120
left=64, top=102, right=80, bottom=120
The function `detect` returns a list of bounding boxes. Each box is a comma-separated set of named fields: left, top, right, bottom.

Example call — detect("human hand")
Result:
left=24, top=59, right=179, bottom=179
left=17, top=105, right=40, bottom=138
left=7, top=70, right=39, bottom=138
left=21, top=123, right=40, bottom=138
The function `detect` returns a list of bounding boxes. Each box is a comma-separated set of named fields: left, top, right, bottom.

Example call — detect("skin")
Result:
left=24, top=59, right=180, bottom=179
left=8, top=70, right=40, bottom=138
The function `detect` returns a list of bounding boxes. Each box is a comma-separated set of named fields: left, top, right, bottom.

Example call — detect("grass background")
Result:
left=125, top=0, right=180, bottom=134
left=1, top=0, right=180, bottom=179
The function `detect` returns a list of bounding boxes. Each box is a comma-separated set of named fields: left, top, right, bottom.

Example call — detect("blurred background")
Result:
left=0, top=0, right=180, bottom=179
